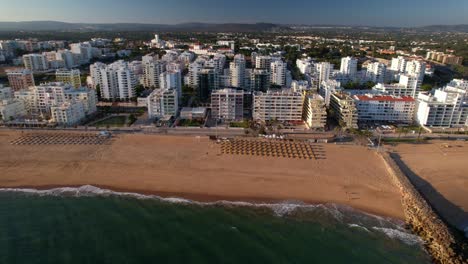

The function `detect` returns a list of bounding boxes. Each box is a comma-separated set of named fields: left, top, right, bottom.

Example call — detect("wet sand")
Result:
left=0, top=130, right=404, bottom=219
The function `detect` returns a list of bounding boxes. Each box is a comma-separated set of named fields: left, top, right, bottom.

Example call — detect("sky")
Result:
left=0, top=0, right=467, bottom=27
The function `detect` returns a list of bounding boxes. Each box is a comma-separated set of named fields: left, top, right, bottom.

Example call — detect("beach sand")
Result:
left=0, top=130, right=404, bottom=219
left=392, top=141, right=468, bottom=233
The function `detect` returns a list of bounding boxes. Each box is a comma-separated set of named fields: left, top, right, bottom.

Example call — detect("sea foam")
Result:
left=0, top=185, right=422, bottom=246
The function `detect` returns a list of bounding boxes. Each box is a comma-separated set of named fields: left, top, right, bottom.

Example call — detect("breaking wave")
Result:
left=0, top=185, right=423, bottom=246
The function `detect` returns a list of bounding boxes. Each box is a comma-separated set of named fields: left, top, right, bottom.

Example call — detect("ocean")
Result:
left=0, top=186, right=431, bottom=264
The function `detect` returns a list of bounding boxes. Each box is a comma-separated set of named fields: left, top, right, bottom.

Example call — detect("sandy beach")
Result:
left=0, top=130, right=404, bottom=219
left=392, top=141, right=468, bottom=233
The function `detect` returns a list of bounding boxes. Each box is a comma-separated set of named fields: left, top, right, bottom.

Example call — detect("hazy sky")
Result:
left=1, top=0, right=467, bottom=27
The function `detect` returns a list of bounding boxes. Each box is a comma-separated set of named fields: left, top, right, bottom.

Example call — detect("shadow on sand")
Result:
left=390, top=153, right=468, bottom=249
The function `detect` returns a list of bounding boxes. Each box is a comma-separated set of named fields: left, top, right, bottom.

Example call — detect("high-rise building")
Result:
left=198, top=68, right=219, bottom=102
left=23, top=54, right=48, bottom=72
left=366, top=62, right=387, bottom=84
left=340, top=57, right=358, bottom=79
left=354, top=94, right=416, bottom=123
left=270, top=60, right=287, bottom=87
left=330, top=92, right=358, bottom=129
left=229, top=54, right=246, bottom=89
left=210, top=88, right=244, bottom=121
left=416, top=79, right=467, bottom=128
left=390, top=56, right=407, bottom=73
left=142, top=60, right=167, bottom=88
left=250, top=69, right=271, bottom=92
left=14, top=82, right=96, bottom=118
left=255, top=56, right=272, bottom=69
left=51, top=101, right=85, bottom=126
left=70, top=42, right=93, bottom=64
left=160, top=70, right=182, bottom=96
left=56, top=69, right=81, bottom=89
left=90, top=61, right=137, bottom=100
left=147, top=88, right=178, bottom=119
left=317, top=62, right=332, bottom=85
left=303, top=94, right=327, bottom=129
left=253, top=89, right=304, bottom=122
left=6, top=69, right=35, bottom=91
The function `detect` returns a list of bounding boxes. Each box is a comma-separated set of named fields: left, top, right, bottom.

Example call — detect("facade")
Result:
left=51, top=101, right=85, bottom=126
left=319, top=80, right=341, bottom=106
left=180, top=107, right=207, bottom=120
left=0, top=98, right=27, bottom=121
left=90, top=61, right=137, bottom=100
left=6, top=69, right=35, bottom=91
left=14, top=82, right=96, bottom=118
left=255, top=56, right=272, bottom=69
left=147, top=88, right=178, bottom=119
left=253, top=89, right=304, bottom=122
left=317, top=62, right=332, bottom=85
left=142, top=60, right=167, bottom=88
left=416, top=79, right=467, bottom=128
left=198, top=68, right=219, bottom=102
left=366, top=62, right=386, bottom=84
left=250, top=69, right=271, bottom=92
left=270, top=60, right=287, bottom=87
left=426, top=51, right=463, bottom=65
left=340, top=57, right=358, bottom=79
left=330, top=92, right=358, bottom=129
left=23, top=54, right=48, bottom=72
left=354, top=94, right=416, bottom=123
left=229, top=54, right=246, bottom=89
left=390, top=56, right=407, bottom=73
left=160, top=70, right=182, bottom=96
left=210, top=88, right=244, bottom=121
left=56, top=69, right=81, bottom=88
left=303, top=94, right=327, bottom=129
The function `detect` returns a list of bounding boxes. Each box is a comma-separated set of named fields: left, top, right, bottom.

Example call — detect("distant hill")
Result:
left=0, top=21, right=289, bottom=32
left=416, top=24, right=468, bottom=33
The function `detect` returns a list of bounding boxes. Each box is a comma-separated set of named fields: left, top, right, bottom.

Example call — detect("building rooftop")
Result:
left=355, top=94, right=415, bottom=102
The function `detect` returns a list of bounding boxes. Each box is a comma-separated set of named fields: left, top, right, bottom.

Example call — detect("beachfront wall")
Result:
left=379, top=152, right=466, bottom=264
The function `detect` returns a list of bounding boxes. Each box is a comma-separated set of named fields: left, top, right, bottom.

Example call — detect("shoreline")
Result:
left=0, top=131, right=406, bottom=222
left=0, top=184, right=405, bottom=221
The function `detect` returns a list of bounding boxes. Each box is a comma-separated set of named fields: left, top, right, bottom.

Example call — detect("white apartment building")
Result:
left=416, top=79, right=467, bottom=128
left=142, top=60, right=167, bottom=88
left=303, top=94, right=327, bottom=129
left=56, top=69, right=81, bottom=88
left=296, top=58, right=314, bottom=75
left=23, top=54, right=48, bottom=72
left=270, top=60, right=287, bottom=87
left=366, top=62, right=387, bottom=84
left=340, top=57, right=358, bottom=79
left=210, top=88, right=244, bottom=121
left=354, top=94, right=416, bottom=123
left=70, top=42, right=93, bottom=64
left=51, top=101, right=85, bottom=126
left=160, top=70, right=182, bottom=96
left=317, top=62, right=332, bottom=85
left=186, top=60, right=205, bottom=88
left=14, top=82, right=96, bottom=119
left=390, top=56, right=407, bottom=73
left=405, top=60, right=426, bottom=81
left=319, top=80, right=341, bottom=106
left=178, top=51, right=195, bottom=65
left=0, top=98, right=27, bottom=121
left=229, top=54, right=246, bottom=89
left=90, top=61, right=137, bottom=100
left=147, top=88, right=178, bottom=119
left=253, top=89, right=305, bottom=123
left=330, top=92, right=358, bottom=129
left=373, top=73, right=421, bottom=98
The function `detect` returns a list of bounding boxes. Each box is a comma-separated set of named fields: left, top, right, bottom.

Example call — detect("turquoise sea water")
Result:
left=0, top=186, right=431, bottom=264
